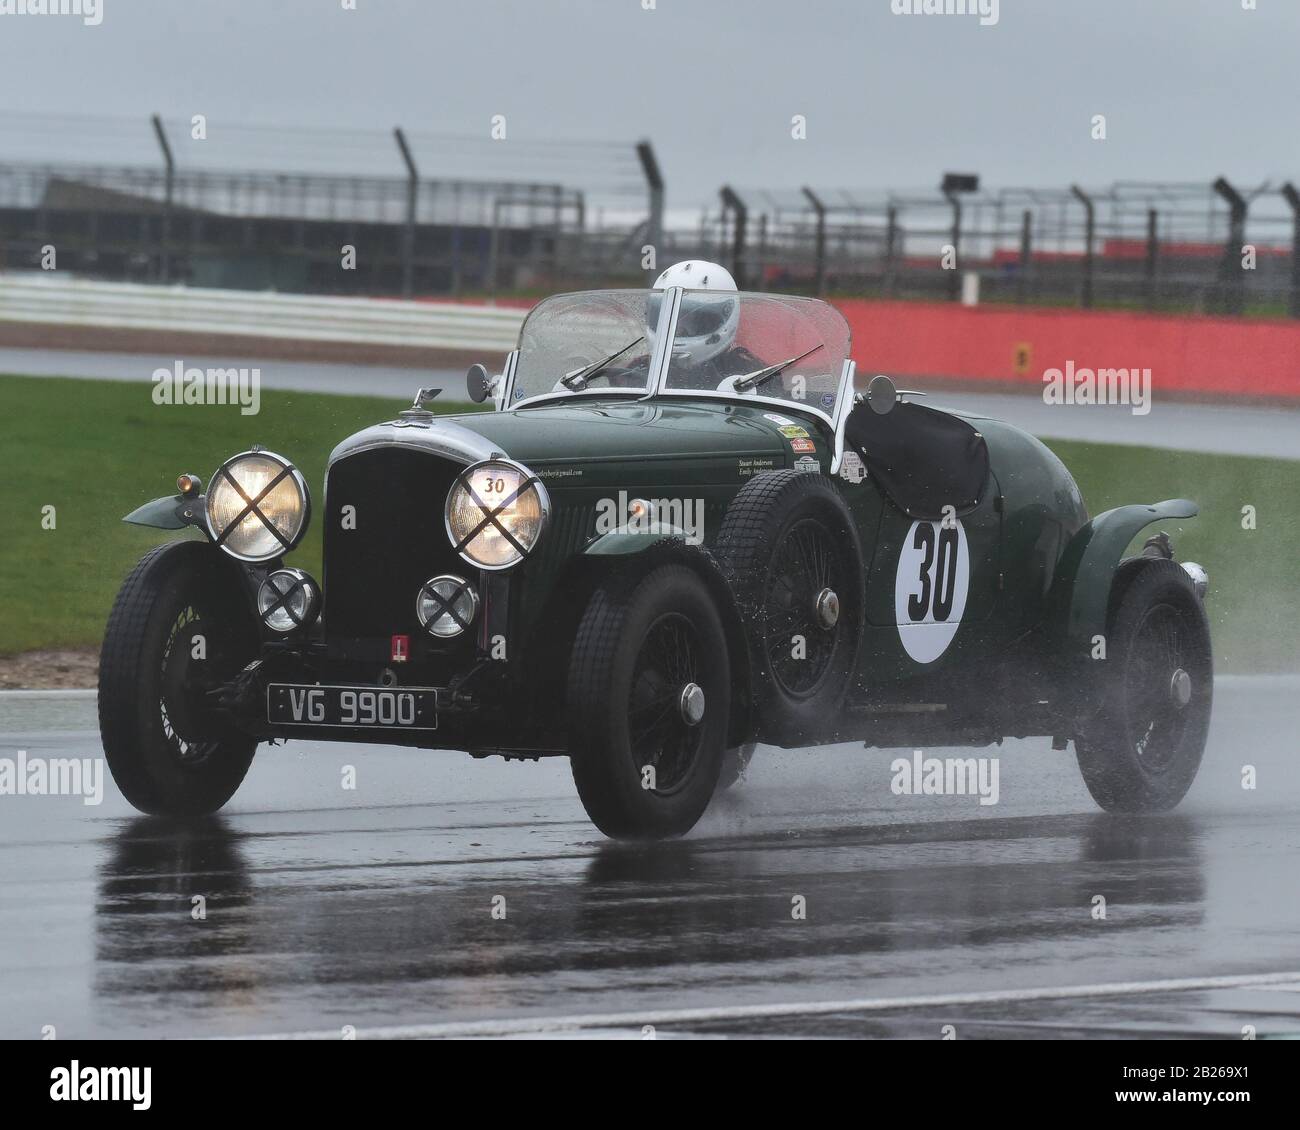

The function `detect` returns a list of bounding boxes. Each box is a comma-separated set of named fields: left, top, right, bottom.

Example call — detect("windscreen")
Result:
left=511, top=289, right=655, bottom=404
left=663, top=291, right=851, bottom=417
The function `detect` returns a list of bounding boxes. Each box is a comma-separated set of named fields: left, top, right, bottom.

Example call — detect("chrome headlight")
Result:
left=417, top=574, right=479, bottom=638
left=257, top=568, right=321, bottom=633
left=445, top=458, right=549, bottom=571
left=206, top=449, right=310, bottom=562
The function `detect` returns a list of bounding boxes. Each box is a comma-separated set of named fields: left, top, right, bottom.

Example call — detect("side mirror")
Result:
left=466, top=363, right=492, bottom=404
left=866, top=374, right=897, bottom=416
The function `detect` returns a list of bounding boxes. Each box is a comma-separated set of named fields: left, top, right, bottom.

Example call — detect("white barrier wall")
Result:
left=0, top=274, right=526, bottom=352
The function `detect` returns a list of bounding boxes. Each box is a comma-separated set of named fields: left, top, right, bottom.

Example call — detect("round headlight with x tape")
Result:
left=445, top=458, right=550, bottom=571
left=206, top=450, right=310, bottom=562
left=416, top=574, right=479, bottom=638
left=257, top=568, right=321, bottom=634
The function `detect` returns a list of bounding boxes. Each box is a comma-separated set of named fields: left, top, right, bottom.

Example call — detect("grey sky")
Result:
left=0, top=0, right=1295, bottom=213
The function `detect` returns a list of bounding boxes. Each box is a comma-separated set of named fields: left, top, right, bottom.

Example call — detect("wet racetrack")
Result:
left=1, top=675, right=1298, bottom=1039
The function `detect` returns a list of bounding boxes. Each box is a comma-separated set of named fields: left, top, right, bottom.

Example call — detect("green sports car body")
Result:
left=102, top=284, right=1213, bottom=837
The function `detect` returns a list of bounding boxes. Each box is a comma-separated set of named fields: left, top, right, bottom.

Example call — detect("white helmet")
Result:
left=648, top=259, right=740, bottom=367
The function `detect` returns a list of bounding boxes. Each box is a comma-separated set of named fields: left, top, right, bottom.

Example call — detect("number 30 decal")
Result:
left=893, top=519, right=970, bottom=663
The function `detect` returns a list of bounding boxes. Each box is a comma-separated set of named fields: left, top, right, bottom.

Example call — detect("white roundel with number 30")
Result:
left=893, top=519, right=970, bottom=663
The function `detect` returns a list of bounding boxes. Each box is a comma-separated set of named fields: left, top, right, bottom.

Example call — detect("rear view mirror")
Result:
left=866, top=374, right=897, bottom=415
left=466, top=363, right=492, bottom=404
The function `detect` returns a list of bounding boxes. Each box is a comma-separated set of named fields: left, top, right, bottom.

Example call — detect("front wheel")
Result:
left=1074, top=559, right=1212, bottom=812
left=98, top=541, right=260, bottom=816
left=567, top=564, right=731, bottom=839
left=714, top=469, right=864, bottom=745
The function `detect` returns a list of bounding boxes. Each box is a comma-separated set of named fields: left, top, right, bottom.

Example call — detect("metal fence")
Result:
left=0, top=114, right=661, bottom=297
left=4, top=114, right=1300, bottom=318
left=689, top=180, right=1300, bottom=317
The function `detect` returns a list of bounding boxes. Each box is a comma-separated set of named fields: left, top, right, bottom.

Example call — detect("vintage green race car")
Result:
left=100, top=262, right=1213, bottom=839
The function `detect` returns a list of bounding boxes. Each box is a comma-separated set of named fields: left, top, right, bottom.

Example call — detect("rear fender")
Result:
left=1050, top=498, right=1198, bottom=644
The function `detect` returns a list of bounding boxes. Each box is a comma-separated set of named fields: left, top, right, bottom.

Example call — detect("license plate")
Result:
left=267, top=684, right=439, bottom=730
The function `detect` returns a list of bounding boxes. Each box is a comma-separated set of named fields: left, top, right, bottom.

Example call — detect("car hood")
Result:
left=430, top=399, right=803, bottom=466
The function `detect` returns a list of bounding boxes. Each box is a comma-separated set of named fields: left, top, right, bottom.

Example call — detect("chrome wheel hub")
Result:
left=1169, top=668, right=1192, bottom=709
left=679, top=682, right=706, bottom=726
left=814, top=587, right=840, bottom=630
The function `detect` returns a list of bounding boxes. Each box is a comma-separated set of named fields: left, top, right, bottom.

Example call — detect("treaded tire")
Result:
left=568, top=564, right=730, bottom=839
left=98, top=541, right=259, bottom=816
left=1074, top=559, right=1212, bottom=812
left=714, top=469, right=863, bottom=745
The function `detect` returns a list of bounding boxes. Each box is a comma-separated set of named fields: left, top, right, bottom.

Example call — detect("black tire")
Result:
left=717, top=742, right=756, bottom=791
left=714, top=469, right=863, bottom=744
left=98, top=541, right=259, bottom=816
left=568, top=564, right=731, bottom=839
left=1074, top=559, right=1212, bottom=812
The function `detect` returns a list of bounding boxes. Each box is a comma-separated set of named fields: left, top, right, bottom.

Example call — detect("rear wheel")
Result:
left=99, top=542, right=259, bottom=816
left=1074, top=559, right=1212, bottom=812
left=568, top=564, right=730, bottom=839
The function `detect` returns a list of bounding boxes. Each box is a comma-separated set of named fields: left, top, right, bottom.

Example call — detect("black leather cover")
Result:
left=844, top=400, right=990, bottom=519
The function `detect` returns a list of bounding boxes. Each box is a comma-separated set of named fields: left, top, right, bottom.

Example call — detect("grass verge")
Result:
left=0, top=374, right=1294, bottom=672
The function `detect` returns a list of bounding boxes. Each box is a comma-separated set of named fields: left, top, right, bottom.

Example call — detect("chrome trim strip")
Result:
left=642, top=284, right=683, bottom=401
left=508, top=387, right=647, bottom=412
left=327, top=420, right=504, bottom=470
left=829, top=359, right=857, bottom=475
left=652, top=387, right=834, bottom=429
left=497, top=349, right=519, bottom=411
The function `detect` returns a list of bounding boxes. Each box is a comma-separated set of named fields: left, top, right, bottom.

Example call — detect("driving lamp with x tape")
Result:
left=257, top=567, right=321, bottom=633
left=444, top=458, right=550, bottom=571
left=416, top=574, right=480, bottom=638
left=206, top=449, right=310, bottom=562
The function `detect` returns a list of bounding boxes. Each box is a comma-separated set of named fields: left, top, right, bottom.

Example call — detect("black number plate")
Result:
left=267, top=684, right=439, bottom=730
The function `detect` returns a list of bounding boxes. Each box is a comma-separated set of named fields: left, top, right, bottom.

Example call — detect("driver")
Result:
left=646, top=260, right=764, bottom=390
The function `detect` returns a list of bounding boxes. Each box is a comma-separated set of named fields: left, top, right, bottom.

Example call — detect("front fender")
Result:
left=583, top=522, right=690, bottom=556
left=123, top=494, right=207, bottom=532
left=1051, top=498, right=1198, bottom=642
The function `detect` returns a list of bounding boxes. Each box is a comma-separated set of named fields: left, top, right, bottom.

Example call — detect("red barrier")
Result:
left=834, top=299, right=1300, bottom=399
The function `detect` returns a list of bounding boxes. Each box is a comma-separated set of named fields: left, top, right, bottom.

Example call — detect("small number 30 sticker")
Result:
left=894, top=519, right=970, bottom=663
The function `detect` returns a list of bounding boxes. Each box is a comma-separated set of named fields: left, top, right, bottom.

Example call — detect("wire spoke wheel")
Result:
left=567, top=562, right=730, bottom=839
left=1122, top=602, right=1189, bottom=773
left=99, top=542, right=260, bottom=817
left=1074, top=558, right=1212, bottom=813
left=158, top=604, right=233, bottom=767
left=628, top=613, right=703, bottom=795
left=764, top=518, right=841, bottom=696
left=714, top=469, right=863, bottom=746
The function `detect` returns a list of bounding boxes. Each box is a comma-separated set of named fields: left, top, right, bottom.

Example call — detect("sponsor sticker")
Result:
left=793, top=455, right=820, bottom=474
left=790, top=437, right=816, bottom=453
left=763, top=413, right=796, bottom=425
left=738, top=456, right=777, bottom=479
left=838, top=449, right=867, bottom=484
left=778, top=424, right=809, bottom=439
left=820, top=392, right=836, bottom=409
